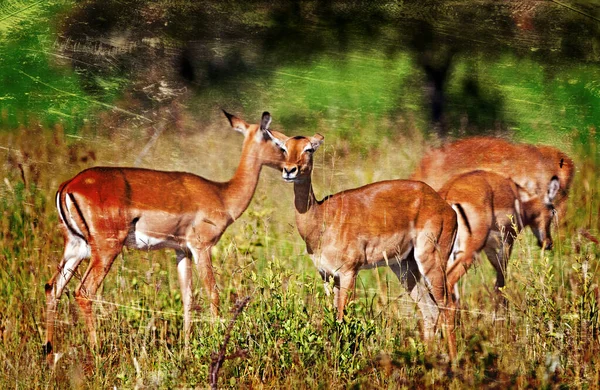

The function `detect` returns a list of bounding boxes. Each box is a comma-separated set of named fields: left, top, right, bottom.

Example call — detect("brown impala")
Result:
left=411, top=137, right=574, bottom=218
left=439, top=170, right=558, bottom=301
left=266, top=132, right=459, bottom=359
left=44, top=111, right=288, bottom=361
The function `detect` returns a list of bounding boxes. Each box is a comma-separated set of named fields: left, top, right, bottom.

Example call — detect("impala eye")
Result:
left=304, top=148, right=314, bottom=154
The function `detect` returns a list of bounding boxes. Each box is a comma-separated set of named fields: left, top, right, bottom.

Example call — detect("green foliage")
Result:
left=0, top=0, right=47, bottom=37
left=0, top=0, right=129, bottom=133
left=472, top=56, right=600, bottom=144
left=188, top=49, right=600, bottom=152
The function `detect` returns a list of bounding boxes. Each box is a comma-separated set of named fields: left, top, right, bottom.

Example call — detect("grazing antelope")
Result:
left=439, top=170, right=558, bottom=299
left=411, top=137, right=574, bottom=218
left=44, top=110, right=288, bottom=360
left=266, top=132, right=459, bottom=359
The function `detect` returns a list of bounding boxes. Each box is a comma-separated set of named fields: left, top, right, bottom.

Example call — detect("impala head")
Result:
left=537, top=145, right=575, bottom=207
left=519, top=176, right=559, bottom=250
left=264, top=132, right=324, bottom=182
left=222, top=110, right=289, bottom=169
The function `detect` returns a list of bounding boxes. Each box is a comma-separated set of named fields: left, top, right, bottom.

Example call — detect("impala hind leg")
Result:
left=45, top=236, right=90, bottom=358
left=414, top=235, right=457, bottom=360
left=445, top=225, right=487, bottom=294
left=75, top=242, right=123, bottom=350
left=447, top=202, right=492, bottom=295
left=189, top=246, right=219, bottom=317
left=176, top=249, right=193, bottom=347
left=445, top=246, right=477, bottom=301
left=390, top=252, right=439, bottom=340
left=484, top=235, right=514, bottom=311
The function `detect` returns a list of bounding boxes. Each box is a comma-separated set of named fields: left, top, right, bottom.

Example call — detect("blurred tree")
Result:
left=56, top=0, right=600, bottom=136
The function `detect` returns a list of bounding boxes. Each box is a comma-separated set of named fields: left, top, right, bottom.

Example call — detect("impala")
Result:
left=44, top=110, right=288, bottom=360
left=439, top=170, right=558, bottom=299
left=411, top=137, right=574, bottom=218
left=267, top=132, right=459, bottom=359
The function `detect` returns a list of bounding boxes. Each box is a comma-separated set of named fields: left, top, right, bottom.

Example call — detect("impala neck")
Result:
left=293, top=175, right=322, bottom=247
left=224, top=140, right=264, bottom=220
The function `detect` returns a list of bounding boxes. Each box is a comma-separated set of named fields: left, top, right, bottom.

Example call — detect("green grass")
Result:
left=1, top=119, right=599, bottom=388
left=0, top=0, right=130, bottom=134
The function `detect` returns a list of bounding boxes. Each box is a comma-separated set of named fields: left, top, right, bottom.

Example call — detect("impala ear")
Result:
left=545, top=176, right=560, bottom=205
left=264, top=129, right=287, bottom=151
left=310, top=134, right=324, bottom=151
left=222, top=109, right=249, bottom=134
left=260, top=111, right=272, bottom=131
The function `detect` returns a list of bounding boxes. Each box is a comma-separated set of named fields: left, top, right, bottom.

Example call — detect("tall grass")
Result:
left=1, top=112, right=599, bottom=387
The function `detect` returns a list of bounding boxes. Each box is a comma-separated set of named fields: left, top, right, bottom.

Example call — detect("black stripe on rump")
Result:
left=56, top=189, right=85, bottom=241
left=67, top=193, right=91, bottom=241
left=454, top=203, right=472, bottom=236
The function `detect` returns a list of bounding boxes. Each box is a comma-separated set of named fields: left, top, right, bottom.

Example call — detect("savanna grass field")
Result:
left=2, top=1, right=600, bottom=388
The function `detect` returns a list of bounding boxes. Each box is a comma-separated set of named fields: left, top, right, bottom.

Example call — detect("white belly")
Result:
left=126, top=230, right=179, bottom=250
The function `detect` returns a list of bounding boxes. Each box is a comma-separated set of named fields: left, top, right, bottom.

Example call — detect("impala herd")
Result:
left=44, top=111, right=574, bottom=363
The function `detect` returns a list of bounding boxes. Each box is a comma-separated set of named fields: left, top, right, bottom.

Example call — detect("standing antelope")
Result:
left=411, top=137, right=574, bottom=218
left=266, top=132, right=459, bottom=359
left=439, top=170, right=558, bottom=300
left=44, top=110, right=288, bottom=361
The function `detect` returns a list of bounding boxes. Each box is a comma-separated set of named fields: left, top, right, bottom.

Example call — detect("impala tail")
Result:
left=53, top=184, right=93, bottom=263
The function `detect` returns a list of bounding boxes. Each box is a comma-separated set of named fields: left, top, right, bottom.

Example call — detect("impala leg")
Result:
left=318, top=269, right=333, bottom=297
left=447, top=203, right=491, bottom=297
left=75, top=243, right=122, bottom=350
left=45, top=236, right=90, bottom=359
left=190, top=246, right=219, bottom=317
left=414, top=236, right=457, bottom=361
left=485, top=234, right=514, bottom=293
left=437, top=268, right=458, bottom=362
left=411, top=282, right=440, bottom=341
left=333, top=272, right=356, bottom=321
left=446, top=247, right=477, bottom=295
left=429, top=265, right=457, bottom=361
left=176, top=249, right=193, bottom=347
left=391, top=255, right=440, bottom=341
left=484, top=234, right=514, bottom=311
left=442, top=297, right=457, bottom=361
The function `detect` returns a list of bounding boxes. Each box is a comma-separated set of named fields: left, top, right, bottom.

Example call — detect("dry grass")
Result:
left=0, top=114, right=599, bottom=388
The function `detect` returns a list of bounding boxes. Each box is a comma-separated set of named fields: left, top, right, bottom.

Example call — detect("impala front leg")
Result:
left=484, top=233, right=515, bottom=294
left=318, top=267, right=334, bottom=296
left=333, top=272, right=356, bottom=321
left=176, top=249, right=193, bottom=347
left=190, top=246, right=219, bottom=317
